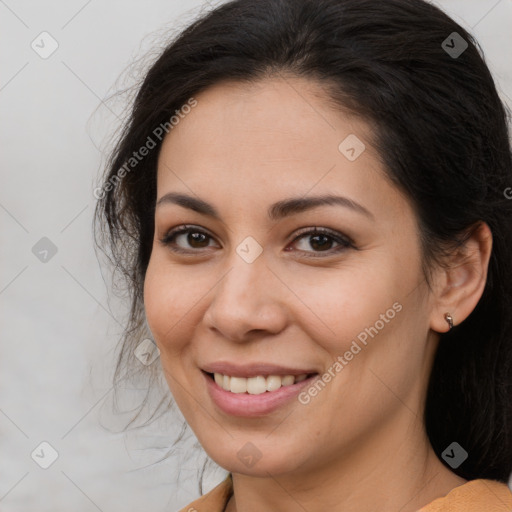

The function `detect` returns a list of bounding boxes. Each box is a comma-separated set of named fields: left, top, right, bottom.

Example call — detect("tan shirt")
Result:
left=178, top=474, right=512, bottom=512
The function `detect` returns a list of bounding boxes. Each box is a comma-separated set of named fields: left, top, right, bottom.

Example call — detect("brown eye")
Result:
left=160, top=225, right=217, bottom=253
left=183, top=231, right=210, bottom=248
left=288, top=227, right=354, bottom=258
left=298, top=233, right=334, bottom=251
left=159, top=225, right=355, bottom=257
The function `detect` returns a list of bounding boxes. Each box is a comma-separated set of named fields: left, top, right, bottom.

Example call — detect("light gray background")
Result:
left=1, top=1, right=511, bottom=510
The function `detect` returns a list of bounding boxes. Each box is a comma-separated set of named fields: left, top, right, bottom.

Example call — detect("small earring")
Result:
left=444, top=313, right=454, bottom=331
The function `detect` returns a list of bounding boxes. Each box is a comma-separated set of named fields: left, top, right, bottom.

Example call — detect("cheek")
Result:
left=287, top=251, right=427, bottom=412
left=143, top=254, right=192, bottom=355
left=287, top=261, right=405, bottom=355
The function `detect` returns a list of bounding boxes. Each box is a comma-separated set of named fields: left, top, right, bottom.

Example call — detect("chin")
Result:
left=202, top=441, right=307, bottom=477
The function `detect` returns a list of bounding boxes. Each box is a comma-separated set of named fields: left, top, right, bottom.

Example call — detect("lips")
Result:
left=201, top=361, right=318, bottom=378
left=200, top=361, right=319, bottom=415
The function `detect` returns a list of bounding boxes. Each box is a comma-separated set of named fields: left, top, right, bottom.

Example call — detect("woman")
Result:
left=94, top=0, right=512, bottom=510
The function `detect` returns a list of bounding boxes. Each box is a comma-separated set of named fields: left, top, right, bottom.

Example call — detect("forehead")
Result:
left=160, top=76, right=371, bottom=162
left=155, top=76, right=412, bottom=224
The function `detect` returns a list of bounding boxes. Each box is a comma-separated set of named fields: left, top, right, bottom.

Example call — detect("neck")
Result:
left=225, top=411, right=466, bottom=512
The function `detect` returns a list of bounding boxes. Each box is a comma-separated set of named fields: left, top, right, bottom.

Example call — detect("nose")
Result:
left=202, top=252, right=289, bottom=343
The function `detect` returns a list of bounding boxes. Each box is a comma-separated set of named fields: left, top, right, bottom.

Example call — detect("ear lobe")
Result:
left=430, top=221, right=492, bottom=333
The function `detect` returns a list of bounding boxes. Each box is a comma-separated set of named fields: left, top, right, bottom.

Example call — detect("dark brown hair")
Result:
left=94, top=0, right=512, bottom=486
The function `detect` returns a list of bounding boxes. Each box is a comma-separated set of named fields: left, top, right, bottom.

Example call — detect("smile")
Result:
left=211, top=372, right=310, bottom=394
left=202, top=369, right=319, bottom=417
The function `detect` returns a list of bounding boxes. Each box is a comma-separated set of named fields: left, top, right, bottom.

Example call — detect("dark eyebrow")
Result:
left=156, top=192, right=374, bottom=221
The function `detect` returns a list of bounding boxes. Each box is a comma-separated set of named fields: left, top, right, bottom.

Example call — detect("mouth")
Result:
left=203, top=371, right=315, bottom=394
left=201, top=369, right=319, bottom=417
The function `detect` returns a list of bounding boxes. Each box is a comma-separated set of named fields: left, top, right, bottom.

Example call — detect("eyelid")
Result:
left=159, top=224, right=355, bottom=256
left=158, top=224, right=218, bottom=251
left=291, top=226, right=355, bottom=246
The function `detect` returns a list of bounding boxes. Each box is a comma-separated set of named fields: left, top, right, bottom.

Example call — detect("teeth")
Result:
left=230, top=376, right=247, bottom=394
left=213, top=373, right=309, bottom=394
left=281, top=375, right=295, bottom=386
left=247, top=376, right=267, bottom=395
left=266, top=375, right=282, bottom=392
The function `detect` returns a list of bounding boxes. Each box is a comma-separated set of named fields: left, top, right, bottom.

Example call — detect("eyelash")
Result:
left=158, top=224, right=355, bottom=258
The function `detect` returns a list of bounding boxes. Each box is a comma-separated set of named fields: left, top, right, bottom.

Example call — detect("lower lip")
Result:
left=202, top=371, right=318, bottom=417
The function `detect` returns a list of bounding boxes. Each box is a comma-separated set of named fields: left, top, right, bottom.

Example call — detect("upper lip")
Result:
left=201, top=362, right=318, bottom=378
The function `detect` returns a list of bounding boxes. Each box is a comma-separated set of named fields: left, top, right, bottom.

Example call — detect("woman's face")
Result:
left=144, top=76, right=440, bottom=477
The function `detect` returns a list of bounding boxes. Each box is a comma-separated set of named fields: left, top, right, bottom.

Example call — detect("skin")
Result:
left=143, top=75, right=492, bottom=512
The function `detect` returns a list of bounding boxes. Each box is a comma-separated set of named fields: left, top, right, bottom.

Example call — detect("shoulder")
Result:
left=176, top=476, right=512, bottom=511
left=178, top=474, right=233, bottom=512
left=419, top=479, right=512, bottom=512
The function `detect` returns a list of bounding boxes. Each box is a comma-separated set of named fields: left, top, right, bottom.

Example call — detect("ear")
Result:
left=429, top=221, right=492, bottom=333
